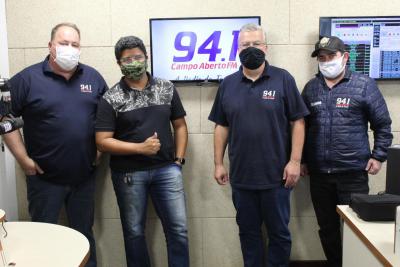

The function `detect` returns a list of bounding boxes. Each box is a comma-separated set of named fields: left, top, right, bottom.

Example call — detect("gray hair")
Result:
left=50, top=22, right=81, bottom=41
left=240, top=23, right=267, bottom=43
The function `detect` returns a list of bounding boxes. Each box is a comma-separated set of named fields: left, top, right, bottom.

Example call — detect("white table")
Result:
left=0, top=221, right=89, bottom=267
left=337, top=205, right=400, bottom=267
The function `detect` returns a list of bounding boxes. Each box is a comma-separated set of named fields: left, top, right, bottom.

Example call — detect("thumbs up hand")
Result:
left=141, top=132, right=161, bottom=155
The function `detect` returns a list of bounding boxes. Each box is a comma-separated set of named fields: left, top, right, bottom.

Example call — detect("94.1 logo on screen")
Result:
left=173, top=31, right=239, bottom=62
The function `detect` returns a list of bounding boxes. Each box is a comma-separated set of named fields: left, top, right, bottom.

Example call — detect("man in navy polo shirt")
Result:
left=209, top=23, right=309, bottom=267
left=3, top=22, right=107, bottom=267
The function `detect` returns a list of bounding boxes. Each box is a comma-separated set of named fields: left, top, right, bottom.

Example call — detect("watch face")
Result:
left=175, top=157, right=185, bottom=165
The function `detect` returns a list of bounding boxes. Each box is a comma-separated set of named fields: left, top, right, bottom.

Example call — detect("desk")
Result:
left=0, top=222, right=89, bottom=267
left=337, top=205, right=400, bottom=267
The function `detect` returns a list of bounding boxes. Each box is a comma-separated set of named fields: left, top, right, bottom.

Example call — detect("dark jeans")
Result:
left=26, top=174, right=96, bottom=267
left=112, top=163, right=189, bottom=267
left=232, top=186, right=292, bottom=267
left=310, top=171, right=369, bottom=267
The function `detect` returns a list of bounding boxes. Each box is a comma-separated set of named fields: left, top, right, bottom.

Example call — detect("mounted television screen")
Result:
left=320, top=16, right=400, bottom=80
left=150, top=16, right=261, bottom=82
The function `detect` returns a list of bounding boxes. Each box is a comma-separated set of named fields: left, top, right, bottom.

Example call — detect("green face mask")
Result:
left=120, top=60, right=147, bottom=80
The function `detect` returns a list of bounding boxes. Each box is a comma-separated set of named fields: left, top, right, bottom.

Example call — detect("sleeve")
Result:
left=300, top=83, right=312, bottom=123
left=283, top=72, right=310, bottom=121
left=9, top=73, right=29, bottom=117
left=208, top=85, right=229, bottom=126
left=90, top=69, right=108, bottom=97
left=97, top=73, right=109, bottom=96
left=301, top=85, right=311, bottom=164
left=95, top=97, right=116, bottom=132
left=170, top=87, right=186, bottom=120
left=365, top=78, right=393, bottom=162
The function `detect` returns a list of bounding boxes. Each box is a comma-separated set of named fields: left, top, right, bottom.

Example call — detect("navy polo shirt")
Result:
left=10, top=57, right=108, bottom=185
left=209, top=62, right=309, bottom=189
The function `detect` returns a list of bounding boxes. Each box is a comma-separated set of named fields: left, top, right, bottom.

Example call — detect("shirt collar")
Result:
left=42, top=55, right=83, bottom=77
left=239, top=60, right=271, bottom=82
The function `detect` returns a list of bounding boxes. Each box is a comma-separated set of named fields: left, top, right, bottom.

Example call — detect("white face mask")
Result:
left=54, top=45, right=80, bottom=71
left=318, top=55, right=346, bottom=79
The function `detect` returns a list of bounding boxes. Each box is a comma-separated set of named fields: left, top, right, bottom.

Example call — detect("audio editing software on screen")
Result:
left=321, top=17, right=400, bottom=79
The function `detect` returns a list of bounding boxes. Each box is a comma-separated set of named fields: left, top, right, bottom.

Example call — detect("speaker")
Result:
left=386, top=145, right=400, bottom=195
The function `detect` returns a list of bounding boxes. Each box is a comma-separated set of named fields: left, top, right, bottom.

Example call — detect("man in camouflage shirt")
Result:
left=95, top=36, right=189, bottom=267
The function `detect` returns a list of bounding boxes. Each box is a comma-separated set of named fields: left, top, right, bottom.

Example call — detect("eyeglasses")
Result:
left=239, top=41, right=266, bottom=49
left=120, top=55, right=145, bottom=64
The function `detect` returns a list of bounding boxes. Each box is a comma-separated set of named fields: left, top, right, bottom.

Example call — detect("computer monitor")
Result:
left=149, top=16, right=261, bottom=82
left=319, top=16, right=400, bottom=80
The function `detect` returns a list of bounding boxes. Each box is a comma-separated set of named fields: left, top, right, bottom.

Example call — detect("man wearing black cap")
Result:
left=301, top=36, right=393, bottom=267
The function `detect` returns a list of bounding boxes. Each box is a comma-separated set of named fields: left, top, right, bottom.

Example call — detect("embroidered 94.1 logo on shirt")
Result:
left=336, top=97, right=350, bottom=108
left=80, top=84, right=92, bottom=93
left=262, top=90, right=276, bottom=100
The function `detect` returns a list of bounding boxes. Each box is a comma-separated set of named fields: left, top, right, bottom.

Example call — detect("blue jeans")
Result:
left=26, top=175, right=96, bottom=267
left=232, top=186, right=291, bottom=267
left=112, top=163, right=189, bottom=267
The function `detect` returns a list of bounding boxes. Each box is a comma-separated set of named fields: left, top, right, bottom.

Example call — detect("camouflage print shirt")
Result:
left=95, top=73, right=186, bottom=172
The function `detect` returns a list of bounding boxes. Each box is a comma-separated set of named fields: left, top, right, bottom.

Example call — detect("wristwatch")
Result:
left=174, top=157, right=186, bottom=165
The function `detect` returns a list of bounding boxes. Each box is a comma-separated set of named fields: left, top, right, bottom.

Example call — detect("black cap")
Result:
left=311, top=36, right=346, bottom=57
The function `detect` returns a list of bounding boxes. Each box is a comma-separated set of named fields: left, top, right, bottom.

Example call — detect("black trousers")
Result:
left=27, top=175, right=97, bottom=267
left=309, top=171, right=369, bottom=267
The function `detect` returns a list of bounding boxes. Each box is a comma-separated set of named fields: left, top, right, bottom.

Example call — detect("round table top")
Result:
left=0, top=221, right=89, bottom=267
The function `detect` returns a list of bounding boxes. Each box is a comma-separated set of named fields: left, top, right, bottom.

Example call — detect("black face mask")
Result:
left=239, top=47, right=265, bottom=70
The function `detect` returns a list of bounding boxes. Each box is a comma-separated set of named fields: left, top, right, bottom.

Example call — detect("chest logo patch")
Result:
left=336, top=97, right=351, bottom=108
left=262, top=90, right=276, bottom=100
left=80, top=84, right=93, bottom=93
left=311, top=101, right=322, bottom=107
